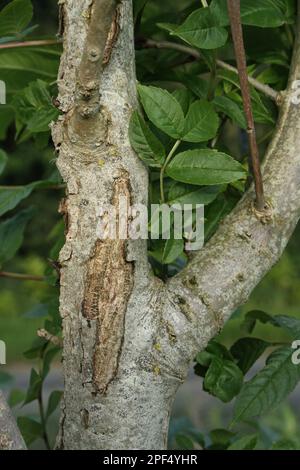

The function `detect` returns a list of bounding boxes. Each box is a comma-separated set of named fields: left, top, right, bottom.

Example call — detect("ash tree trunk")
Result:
left=52, top=0, right=300, bottom=449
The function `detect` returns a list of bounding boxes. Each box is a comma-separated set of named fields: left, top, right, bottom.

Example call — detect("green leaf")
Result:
left=213, top=96, right=247, bottom=129
left=12, top=79, right=59, bottom=134
left=0, top=371, right=13, bottom=385
left=271, top=439, right=299, bottom=450
left=137, top=85, right=184, bottom=139
left=0, top=106, right=15, bottom=140
left=228, top=434, right=258, bottom=450
left=273, top=315, right=300, bottom=339
left=172, top=89, right=195, bottom=116
left=205, top=193, right=238, bottom=240
left=17, top=416, right=42, bottom=446
left=242, top=310, right=274, bottom=333
left=182, top=100, right=219, bottom=143
left=240, top=0, right=287, bottom=28
left=23, top=368, right=42, bottom=405
left=0, top=207, right=33, bottom=265
left=162, top=238, right=184, bottom=265
left=211, top=0, right=287, bottom=28
left=204, top=356, right=244, bottom=403
left=175, top=433, right=194, bottom=450
left=168, top=182, right=220, bottom=206
left=172, top=8, right=228, bottom=50
left=0, top=186, right=33, bottom=217
left=230, top=338, right=270, bottom=374
left=133, top=0, right=148, bottom=23
left=23, top=339, right=46, bottom=359
left=8, top=389, right=26, bottom=408
left=0, top=179, right=60, bottom=216
left=129, top=111, right=165, bottom=167
left=46, top=390, right=63, bottom=420
left=42, top=347, right=61, bottom=379
left=242, top=311, right=300, bottom=339
left=0, top=46, right=60, bottom=95
left=233, top=346, right=300, bottom=424
left=166, top=150, right=246, bottom=186
left=0, top=0, right=33, bottom=38
left=209, top=429, right=236, bottom=448
left=179, top=75, right=209, bottom=100
left=0, top=149, right=8, bottom=174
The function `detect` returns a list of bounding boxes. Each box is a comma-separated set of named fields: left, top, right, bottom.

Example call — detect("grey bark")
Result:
left=0, top=391, right=26, bottom=450
left=52, top=0, right=300, bottom=450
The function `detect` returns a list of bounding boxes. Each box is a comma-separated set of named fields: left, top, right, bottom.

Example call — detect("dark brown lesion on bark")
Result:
left=103, top=4, right=121, bottom=65
left=82, top=172, right=134, bottom=394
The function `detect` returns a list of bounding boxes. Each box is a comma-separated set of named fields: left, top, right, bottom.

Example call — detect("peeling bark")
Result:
left=53, top=0, right=300, bottom=450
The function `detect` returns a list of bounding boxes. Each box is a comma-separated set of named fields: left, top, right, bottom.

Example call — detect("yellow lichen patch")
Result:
left=152, top=365, right=161, bottom=376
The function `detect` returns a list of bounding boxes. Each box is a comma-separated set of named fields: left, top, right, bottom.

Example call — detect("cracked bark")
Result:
left=53, top=0, right=300, bottom=450
left=0, top=391, right=26, bottom=450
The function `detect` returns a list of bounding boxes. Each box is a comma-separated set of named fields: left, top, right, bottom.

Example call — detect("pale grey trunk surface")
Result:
left=53, top=0, right=300, bottom=450
left=0, top=391, right=26, bottom=450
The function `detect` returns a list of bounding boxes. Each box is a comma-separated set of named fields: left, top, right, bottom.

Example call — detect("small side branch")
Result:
left=227, top=0, right=265, bottom=211
left=0, top=391, right=26, bottom=450
left=0, top=271, right=45, bottom=282
left=144, top=39, right=279, bottom=103
left=0, top=39, right=61, bottom=50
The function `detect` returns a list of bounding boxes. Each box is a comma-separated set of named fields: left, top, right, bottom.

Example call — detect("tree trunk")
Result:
left=53, top=0, right=300, bottom=449
left=53, top=0, right=182, bottom=449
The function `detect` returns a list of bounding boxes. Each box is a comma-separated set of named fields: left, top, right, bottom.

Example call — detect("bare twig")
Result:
left=216, top=59, right=279, bottom=103
left=227, top=0, right=265, bottom=211
left=144, top=39, right=279, bottom=102
left=0, top=184, right=65, bottom=190
left=0, top=39, right=61, bottom=50
left=37, top=329, right=63, bottom=348
left=0, top=271, right=45, bottom=282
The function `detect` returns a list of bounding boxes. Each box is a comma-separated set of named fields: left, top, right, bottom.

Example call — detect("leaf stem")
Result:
left=201, top=0, right=208, bottom=7
left=160, top=140, right=181, bottom=203
left=37, top=388, right=51, bottom=450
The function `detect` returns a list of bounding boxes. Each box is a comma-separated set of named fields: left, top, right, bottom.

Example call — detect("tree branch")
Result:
left=164, top=4, right=300, bottom=357
left=0, top=271, right=45, bottom=282
left=144, top=39, right=279, bottom=102
left=227, top=0, right=265, bottom=211
left=0, top=391, right=26, bottom=450
left=0, top=39, right=61, bottom=50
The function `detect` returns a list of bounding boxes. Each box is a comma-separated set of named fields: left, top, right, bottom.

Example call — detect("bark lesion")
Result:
left=82, top=172, right=134, bottom=394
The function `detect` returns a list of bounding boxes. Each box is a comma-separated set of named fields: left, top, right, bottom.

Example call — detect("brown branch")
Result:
left=144, top=39, right=279, bottom=102
left=227, top=0, right=265, bottom=211
left=0, top=39, right=61, bottom=50
left=0, top=271, right=45, bottom=282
